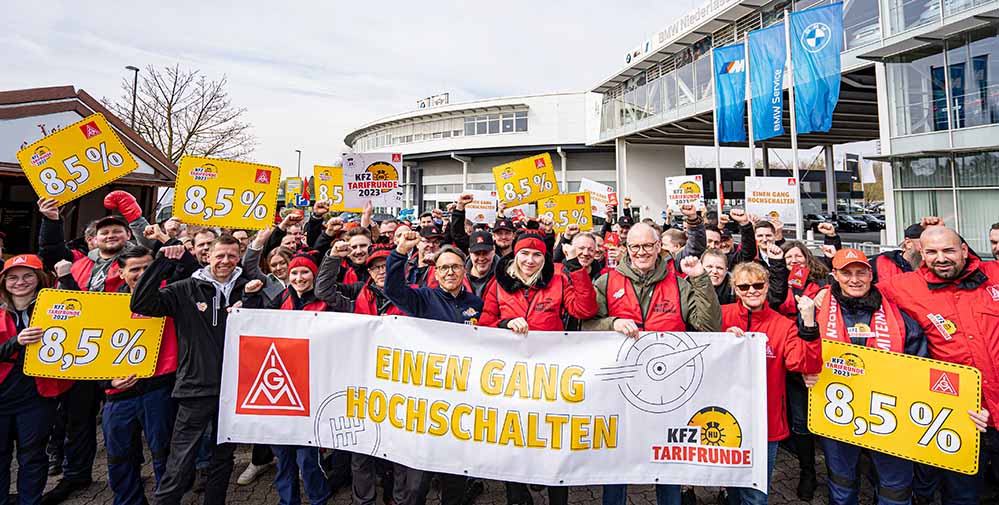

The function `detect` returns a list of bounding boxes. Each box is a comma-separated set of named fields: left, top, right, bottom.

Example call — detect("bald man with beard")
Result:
left=878, top=226, right=993, bottom=504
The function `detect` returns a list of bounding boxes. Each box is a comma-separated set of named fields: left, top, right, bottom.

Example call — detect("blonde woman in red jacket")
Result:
left=720, top=261, right=821, bottom=505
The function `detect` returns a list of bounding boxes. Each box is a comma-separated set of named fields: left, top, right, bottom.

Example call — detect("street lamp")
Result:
left=295, top=149, right=302, bottom=178
left=125, top=65, right=140, bottom=129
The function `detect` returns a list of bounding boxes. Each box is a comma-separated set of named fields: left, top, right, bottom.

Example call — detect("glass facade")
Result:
left=888, top=26, right=999, bottom=136
left=354, top=111, right=527, bottom=152
left=893, top=152, right=999, bottom=256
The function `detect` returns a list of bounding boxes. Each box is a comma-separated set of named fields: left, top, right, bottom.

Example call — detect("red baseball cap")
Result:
left=832, top=248, right=871, bottom=270
left=1, top=254, right=45, bottom=277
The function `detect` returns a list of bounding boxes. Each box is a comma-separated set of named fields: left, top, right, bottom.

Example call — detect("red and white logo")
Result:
left=787, top=178, right=797, bottom=185
left=236, top=336, right=309, bottom=416
left=254, top=169, right=272, bottom=184
left=534, top=158, right=546, bottom=169
left=987, top=285, right=999, bottom=302
left=930, top=369, right=959, bottom=396
left=79, top=121, right=102, bottom=139
left=576, top=195, right=585, bottom=205
left=391, top=153, right=401, bottom=162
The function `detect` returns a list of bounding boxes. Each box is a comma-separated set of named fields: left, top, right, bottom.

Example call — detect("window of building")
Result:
left=887, top=0, right=941, bottom=36
left=694, top=56, right=713, bottom=102
left=488, top=114, right=500, bottom=134
left=663, top=72, right=678, bottom=112
left=502, top=113, right=515, bottom=132
left=888, top=45, right=948, bottom=135
left=465, top=117, right=476, bottom=136
left=677, top=64, right=695, bottom=107
left=515, top=111, right=528, bottom=132
left=476, top=115, right=488, bottom=135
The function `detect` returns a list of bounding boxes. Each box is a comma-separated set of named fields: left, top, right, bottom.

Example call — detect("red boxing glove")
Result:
left=104, top=190, right=142, bottom=223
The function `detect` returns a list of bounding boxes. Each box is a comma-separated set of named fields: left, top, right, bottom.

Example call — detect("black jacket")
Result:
left=131, top=254, right=251, bottom=399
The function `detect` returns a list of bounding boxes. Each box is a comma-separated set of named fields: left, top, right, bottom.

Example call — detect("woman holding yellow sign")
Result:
left=0, top=254, right=73, bottom=505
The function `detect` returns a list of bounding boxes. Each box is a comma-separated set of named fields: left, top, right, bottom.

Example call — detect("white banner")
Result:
left=664, top=175, right=705, bottom=212
left=342, top=152, right=404, bottom=208
left=579, top=178, right=618, bottom=219
left=219, top=310, right=769, bottom=490
left=466, top=190, right=498, bottom=224
left=744, top=176, right=800, bottom=226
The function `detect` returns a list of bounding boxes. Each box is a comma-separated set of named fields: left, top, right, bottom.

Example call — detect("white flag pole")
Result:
left=745, top=34, right=756, bottom=177
left=784, top=8, right=804, bottom=237
left=711, top=48, right=724, bottom=217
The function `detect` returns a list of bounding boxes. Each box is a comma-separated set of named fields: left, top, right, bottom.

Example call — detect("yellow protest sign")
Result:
left=173, top=156, right=281, bottom=230
left=314, top=165, right=361, bottom=212
left=536, top=193, right=593, bottom=233
left=23, top=289, right=165, bottom=380
left=16, top=113, right=139, bottom=205
left=492, top=153, right=559, bottom=206
left=808, top=340, right=981, bottom=474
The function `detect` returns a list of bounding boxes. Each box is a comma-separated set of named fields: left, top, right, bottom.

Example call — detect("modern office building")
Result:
left=344, top=93, right=615, bottom=212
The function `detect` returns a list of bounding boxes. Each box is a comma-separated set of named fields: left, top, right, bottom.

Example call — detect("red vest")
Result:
left=605, top=269, right=685, bottom=331
left=279, top=291, right=328, bottom=312
left=0, top=312, right=73, bottom=398
left=355, top=283, right=407, bottom=316
left=488, top=274, right=571, bottom=332
left=70, top=255, right=123, bottom=293
left=817, top=289, right=905, bottom=353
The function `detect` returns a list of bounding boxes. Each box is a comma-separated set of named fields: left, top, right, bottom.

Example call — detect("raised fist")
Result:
left=313, top=199, right=331, bottom=217
left=330, top=241, right=350, bottom=258
left=456, top=193, right=474, bottom=211
left=244, top=279, right=264, bottom=293
left=728, top=208, right=748, bottom=225
left=679, top=256, right=705, bottom=278
left=396, top=231, right=421, bottom=255
left=817, top=222, right=836, bottom=236
left=104, top=190, right=142, bottom=222
left=679, top=203, right=697, bottom=219
left=160, top=245, right=186, bottom=260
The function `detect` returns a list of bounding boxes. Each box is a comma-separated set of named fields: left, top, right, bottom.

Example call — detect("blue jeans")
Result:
left=821, top=437, right=911, bottom=505
left=0, top=398, right=56, bottom=505
left=727, top=441, right=778, bottom=505
left=602, top=484, right=680, bottom=505
left=102, top=387, right=176, bottom=505
left=271, top=445, right=331, bottom=505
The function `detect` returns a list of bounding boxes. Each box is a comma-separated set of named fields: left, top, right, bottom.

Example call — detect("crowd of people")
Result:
left=2, top=188, right=998, bottom=505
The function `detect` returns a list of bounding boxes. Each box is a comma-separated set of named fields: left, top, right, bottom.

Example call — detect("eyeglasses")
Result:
left=436, top=264, right=465, bottom=273
left=735, top=282, right=766, bottom=292
left=368, top=264, right=387, bottom=272
left=626, top=242, right=660, bottom=254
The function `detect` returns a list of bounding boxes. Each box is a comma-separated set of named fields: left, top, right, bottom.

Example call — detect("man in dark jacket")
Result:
left=131, top=235, right=250, bottom=505
left=466, top=231, right=500, bottom=298
left=385, top=231, right=483, bottom=505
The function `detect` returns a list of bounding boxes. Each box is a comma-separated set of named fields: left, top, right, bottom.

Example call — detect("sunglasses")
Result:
left=735, top=282, right=766, bottom=292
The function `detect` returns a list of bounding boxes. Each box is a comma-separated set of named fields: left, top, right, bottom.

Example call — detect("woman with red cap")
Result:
left=478, top=232, right=598, bottom=505
left=243, top=250, right=348, bottom=505
left=0, top=254, right=73, bottom=504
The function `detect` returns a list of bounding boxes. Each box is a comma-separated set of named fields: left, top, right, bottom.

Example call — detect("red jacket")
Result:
left=479, top=258, right=597, bottom=331
left=605, top=269, right=685, bottom=331
left=879, top=257, right=999, bottom=426
left=778, top=280, right=821, bottom=317
left=71, top=255, right=124, bottom=293
left=722, top=302, right=821, bottom=441
left=355, top=283, right=407, bottom=316
left=0, top=312, right=73, bottom=398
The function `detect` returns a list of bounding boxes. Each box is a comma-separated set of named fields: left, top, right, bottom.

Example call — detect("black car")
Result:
left=804, top=213, right=831, bottom=232
left=853, top=214, right=885, bottom=231
left=834, top=214, right=868, bottom=233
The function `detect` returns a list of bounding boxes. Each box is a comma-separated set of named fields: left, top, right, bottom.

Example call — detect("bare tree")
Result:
left=105, top=64, right=256, bottom=164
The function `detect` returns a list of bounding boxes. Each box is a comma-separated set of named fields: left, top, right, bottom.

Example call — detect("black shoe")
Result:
left=41, top=478, right=92, bottom=505
left=47, top=459, right=62, bottom=477
left=796, top=472, right=817, bottom=501
left=462, top=479, right=485, bottom=505
left=193, top=468, right=208, bottom=493
left=681, top=487, right=697, bottom=505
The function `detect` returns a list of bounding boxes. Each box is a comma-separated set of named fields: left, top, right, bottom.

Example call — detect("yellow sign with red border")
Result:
left=23, top=289, right=165, bottom=380
left=16, top=113, right=139, bottom=205
left=808, top=340, right=981, bottom=474
left=536, top=193, right=593, bottom=233
left=492, top=153, right=559, bottom=206
left=173, top=156, right=281, bottom=230
left=314, top=165, right=361, bottom=212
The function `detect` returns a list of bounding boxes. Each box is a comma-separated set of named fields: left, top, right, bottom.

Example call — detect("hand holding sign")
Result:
left=16, top=114, right=139, bottom=205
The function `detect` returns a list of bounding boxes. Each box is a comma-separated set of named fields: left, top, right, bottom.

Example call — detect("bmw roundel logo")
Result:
left=801, top=22, right=831, bottom=53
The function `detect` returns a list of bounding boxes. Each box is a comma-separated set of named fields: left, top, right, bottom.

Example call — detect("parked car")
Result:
left=835, top=214, right=869, bottom=233
left=804, top=213, right=831, bottom=232
left=853, top=214, right=885, bottom=231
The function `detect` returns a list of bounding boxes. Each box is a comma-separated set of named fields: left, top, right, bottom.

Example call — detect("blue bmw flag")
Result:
left=748, top=24, right=787, bottom=141
left=713, top=43, right=747, bottom=143
left=790, top=2, right=844, bottom=134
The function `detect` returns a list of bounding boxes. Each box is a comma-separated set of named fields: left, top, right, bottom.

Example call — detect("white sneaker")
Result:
left=237, top=462, right=273, bottom=485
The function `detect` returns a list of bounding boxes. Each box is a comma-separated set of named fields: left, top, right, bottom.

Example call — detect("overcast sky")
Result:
left=4, top=0, right=706, bottom=176
left=5, top=0, right=875, bottom=180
